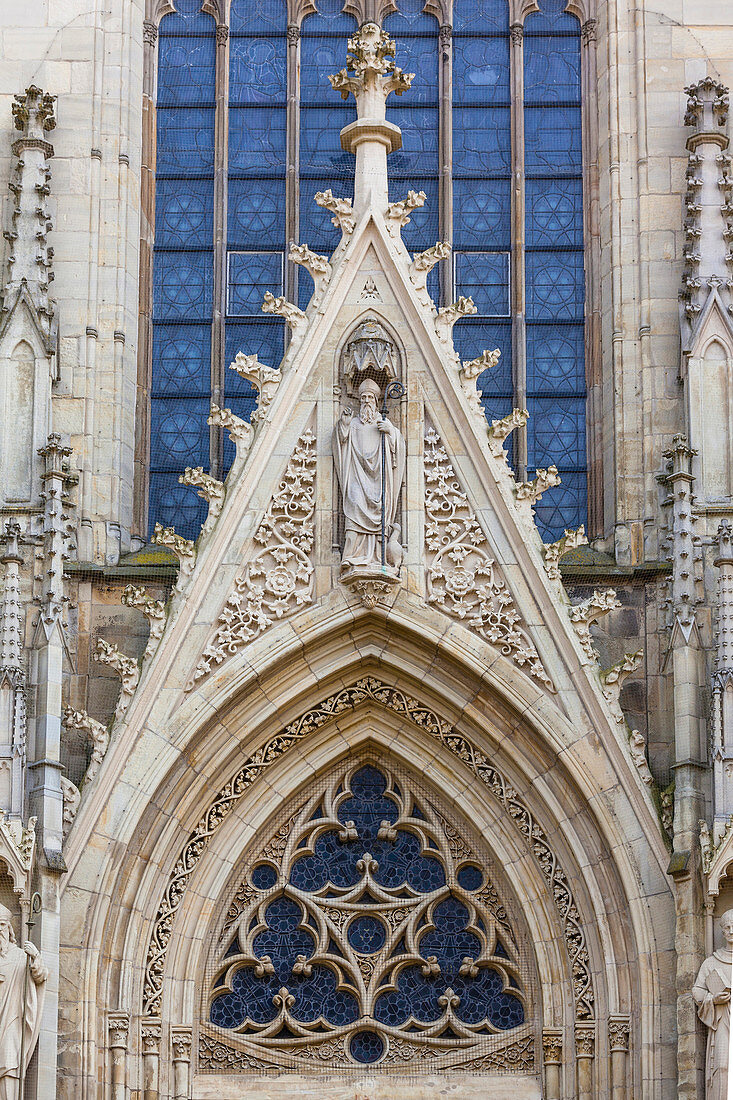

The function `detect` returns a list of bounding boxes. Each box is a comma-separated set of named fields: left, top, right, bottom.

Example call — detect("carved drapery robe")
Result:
left=0, top=943, right=48, bottom=1099
left=332, top=411, right=405, bottom=571
left=693, top=948, right=732, bottom=1100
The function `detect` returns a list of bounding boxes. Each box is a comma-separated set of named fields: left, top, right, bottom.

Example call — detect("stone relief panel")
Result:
left=188, top=427, right=316, bottom=688
left=423, top=425, right=554, bottom=691
left=202, top=758, right=535, bottom=1073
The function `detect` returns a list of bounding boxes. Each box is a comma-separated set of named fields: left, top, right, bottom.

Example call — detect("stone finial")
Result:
left=329, top=24, right=413, bottom=212
left=0, top=524, right=24, bottom=672
left=329, top=23, right=412, bottom=111
left=36, top=435, right=75, bottom=629
left=661, top=435, right=700, bottom=640
left=2, top=87, right=57, bottom=346
left=685, top=78, right=729, bottom=134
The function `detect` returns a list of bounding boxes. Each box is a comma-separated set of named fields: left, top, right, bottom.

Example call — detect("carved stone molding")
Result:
left=581, top=18, right=596, bottom=45
left=424, top=427, right=554, bottom=691
left=141, top=1017, right=162, bottom=1056
left=187, top=428, right=316, bottom=688
left=142, top=19, right=158, bottom=45
left=142, top=677, right=593, bottom=1020
left=575, top=1022, right=595, bottom=1057
left=608, top=1015, right=630, bottom=1053
left=171, top=1024, right=193, bottom=1062
left=108, top=1011, right=130, bottom=1050
left=542, top=1028, right=562, bottom=1064
left=60, top=775, right=80, bottom=838
left=0, top=812, right=35, bottom=897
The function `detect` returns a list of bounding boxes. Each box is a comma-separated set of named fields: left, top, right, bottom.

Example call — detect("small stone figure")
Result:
left=332, top=378, right=405, bottom=574
left=0, top=903, right=48, bottom=1099
left=693, top=908, right=733, bottom=1100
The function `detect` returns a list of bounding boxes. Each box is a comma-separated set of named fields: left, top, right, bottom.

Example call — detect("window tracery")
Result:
left=205, top=761, right=533, bottom=1070
left=147, top=0, right=591, bottom=542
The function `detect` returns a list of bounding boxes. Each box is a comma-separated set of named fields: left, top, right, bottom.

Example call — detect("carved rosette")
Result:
left=423, top=427, right=554, bottom=691
left=188, top=429, right=316, bottom=687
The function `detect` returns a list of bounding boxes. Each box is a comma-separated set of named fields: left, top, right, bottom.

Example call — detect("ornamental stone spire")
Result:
left=1, top=85, right=56, bottom=348
left=328, top=23, right=413, bottom=212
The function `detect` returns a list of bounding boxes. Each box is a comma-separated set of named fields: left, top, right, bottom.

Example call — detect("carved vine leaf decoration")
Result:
left=142, top=678, right=593, bottom=1022
left=423, top=428, right=554, bottom=691
left=207, top=761, right=528, bottom=1069
left=187, top=429, right=316, bottom=688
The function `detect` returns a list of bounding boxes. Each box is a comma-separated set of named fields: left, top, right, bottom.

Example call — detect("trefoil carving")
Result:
left=187, top=428, right=316, bottom=688
left=424, top=427, right=553, bottom=691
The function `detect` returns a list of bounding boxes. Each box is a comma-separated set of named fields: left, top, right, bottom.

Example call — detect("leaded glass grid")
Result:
left=202, top=756, right=537, bottom=1073
left=150, top=0, right=589, bottom=541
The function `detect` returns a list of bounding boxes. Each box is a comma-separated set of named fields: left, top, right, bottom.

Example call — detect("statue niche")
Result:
left=332, top=320, right=406, bottom=593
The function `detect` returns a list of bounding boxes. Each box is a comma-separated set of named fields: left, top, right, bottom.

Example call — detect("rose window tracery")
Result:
left=205, top=761, right=534, bottom=1071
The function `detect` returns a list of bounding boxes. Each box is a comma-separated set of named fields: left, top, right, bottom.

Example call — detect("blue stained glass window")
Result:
left=524, top=0, right=586, bottom=535
left=453, top=107, right=512, bottom=175
left=230, top=0, right=286, bottom=34
left=455, top=251, right=510, bottom=317
left=228, top=108, right=287, bottom=174
left=453, top=0, right=509, bottom=32
left=453, top=36, right=511, bottom=105
left=227, top=252, right=283, bottom=316
left=454, top=178, right=511, bottom=250
left=151, top=4, right=216, bottom=538
left=229, top=38, right=286, bottom=104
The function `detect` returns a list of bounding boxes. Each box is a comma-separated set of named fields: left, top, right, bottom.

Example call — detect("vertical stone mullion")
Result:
left=133, top=20, right=159, bottom=540
left=210, top=22, right=230, bottom=481
left=286, top=23, right=301, bottom=313
left=510, top=21, right=527, bottom=481
left=439, top=24, right=453, bottom=306
left=580, top=17, right=603, bottom=537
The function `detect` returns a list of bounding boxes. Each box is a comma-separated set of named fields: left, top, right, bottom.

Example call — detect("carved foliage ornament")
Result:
left=142, top=679, right=593, bottom=1022
left=424, top=428, right=554, bottom=691
left=188, top=429, right=316, bottom=687
left=206, top=761, right=529, bottom=1070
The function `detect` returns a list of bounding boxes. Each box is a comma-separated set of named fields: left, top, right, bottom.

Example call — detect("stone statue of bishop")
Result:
left=693, top=908, right=733, bottom=1100
left=332, top=378, right=405, bottom=574
left=0, top=903, right=48, bottom=1100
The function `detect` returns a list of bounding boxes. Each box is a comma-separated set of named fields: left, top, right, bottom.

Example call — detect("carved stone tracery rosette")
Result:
left=188, top=428, right=316, bottom=687
left=203, top=759, right=530, bottom=1071
left=423, top=427, right=554, bottom=691
left=142, top=679, right=593, bottom=1025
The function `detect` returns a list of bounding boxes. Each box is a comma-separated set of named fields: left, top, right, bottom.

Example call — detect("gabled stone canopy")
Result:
left=57, top=24, right=674, bottom=1100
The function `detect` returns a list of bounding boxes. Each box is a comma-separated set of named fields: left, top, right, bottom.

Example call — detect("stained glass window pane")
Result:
left=525, top=105, right=582, bottom=174
left=227, top=252, right=283, bottom=316
left=453, top=35, right=510, bottom=106
left=229, top=37, right=287, bottom=104
left=230, top=0, right=287, bottom=34
left=526, top=178, right=583, bottom=249
left=228, top=179, right=285, bottom=250
left=455, top=251, right=510, bottom=317
left=156, top=107, right=216, bottom=175
left=453, top=0, right=509, bottom=33
left=453, top=107, right=512, bottom=175
left=454, top=178, right=511, bottom=250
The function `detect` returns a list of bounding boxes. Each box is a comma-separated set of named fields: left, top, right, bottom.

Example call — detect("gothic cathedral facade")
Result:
left=0, top=1, right=731, bottom=1098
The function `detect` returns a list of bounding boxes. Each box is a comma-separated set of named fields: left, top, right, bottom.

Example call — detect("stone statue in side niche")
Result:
left=0, top=903, right=48, bottom=1099
left=693, top=908, right=733, bottom=1100
left=332, top=378, right=405, bottom=575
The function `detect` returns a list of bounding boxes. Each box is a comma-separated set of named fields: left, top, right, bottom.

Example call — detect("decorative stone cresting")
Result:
left=121, top=585, right=166, bottom=659
left=289, top=243, right=332, bottom=298
left=142, top=678, right=593, bottom=1019
left=178, top=467, right=225, bottom=536
left=62, top=707, right=109, bottom=788
left=261, top=291, right=307, bottom=334
left=424, top=427, right=554, bottom=691
left=435, top=297, right=477, bottom=342
left=208, top=405, right=252, bottom=471
left=229, top=352, right=282, bottom=430
left=314, top=189, right=355, bottom=235
left=543, top=526, right=588, bottom=582
left=488, top=409, right=529, bottom=456
left=458, top=347, right=501, bottom=419
left=187, top=428, right=316, bottom=688
left=568, top=588, right=621, bottom=661
left=94, top=640, right=140, bottom=724
left=151, top=523, right=195, bottom=592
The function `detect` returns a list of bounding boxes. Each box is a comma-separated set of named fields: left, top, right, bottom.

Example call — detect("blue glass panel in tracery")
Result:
left=151, top=0, right=216, bottom=539
left=524, top=0, right=586, bottom=537
left=209, top=763, right=529, bottom=1067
